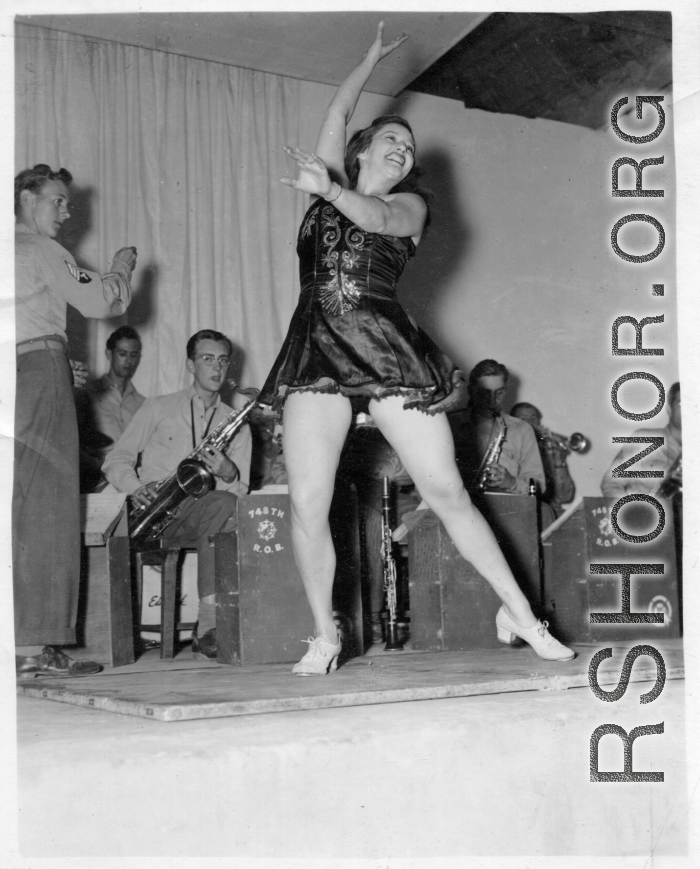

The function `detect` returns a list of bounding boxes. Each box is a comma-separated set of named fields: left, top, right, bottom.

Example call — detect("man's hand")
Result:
left=131, top=481, right=160, bottom=508
left=484, top=462, right=516, bottom=492
left=69, top=359, right=88, bottom=388
left=112, top=246, right=138, bottom=274
left=200, top=445, right=238, bottom=483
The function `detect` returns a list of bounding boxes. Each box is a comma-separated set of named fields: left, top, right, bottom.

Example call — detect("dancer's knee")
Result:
left=422, top=480, right=473, bottom=520
left=288, top=482, right=332, bottom=533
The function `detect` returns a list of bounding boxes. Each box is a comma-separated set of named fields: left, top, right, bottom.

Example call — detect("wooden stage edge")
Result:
left=17, top=643, right=684, bottom=724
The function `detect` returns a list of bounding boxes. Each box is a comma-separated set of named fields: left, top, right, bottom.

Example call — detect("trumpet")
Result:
left=129, top=400, right=257, bottom=543
left=538, top=430, right=588, bottom=454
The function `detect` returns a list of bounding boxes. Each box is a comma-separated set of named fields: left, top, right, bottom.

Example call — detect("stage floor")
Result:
left=14, top=639, right=688, bottom=858
left=17, top=638, right=684, bottom=722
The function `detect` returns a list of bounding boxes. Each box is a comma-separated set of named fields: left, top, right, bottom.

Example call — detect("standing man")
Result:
left=76, top=326, right=145, bottom=490
left=14, top=163, right=137, bottom=677
left=103, top=329, right=252, bottom=660
left=448, top=359, right=545, bottom=495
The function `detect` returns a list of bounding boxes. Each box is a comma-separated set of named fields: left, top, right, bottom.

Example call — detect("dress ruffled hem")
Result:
left=260, top=371, right=463, bottom=418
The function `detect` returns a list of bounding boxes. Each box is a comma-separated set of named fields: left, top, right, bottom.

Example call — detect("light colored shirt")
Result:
left=83, top=374, right=146, bottom=452
left=15, top=223, right=131, bottom=343
left=600, top=421, right=681, bottom=499
left=449, top=409, right=546, bottom=495
left=103, top=385, right=252, bottom=497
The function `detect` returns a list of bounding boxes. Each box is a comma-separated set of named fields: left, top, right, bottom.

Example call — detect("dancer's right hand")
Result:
left=362, top=21, right=409, bottom=67
left=281, top=146, right=334, bottom=197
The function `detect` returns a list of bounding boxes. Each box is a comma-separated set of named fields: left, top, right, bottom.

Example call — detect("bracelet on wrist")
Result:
left=324, top=182, right=343, bottom=203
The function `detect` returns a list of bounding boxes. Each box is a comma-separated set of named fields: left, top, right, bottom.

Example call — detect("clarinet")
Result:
left=381, top=476, right=404, bottom=651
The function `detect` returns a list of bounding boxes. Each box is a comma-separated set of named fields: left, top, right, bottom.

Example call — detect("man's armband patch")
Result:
left=65, top=261, right=92, bottom=283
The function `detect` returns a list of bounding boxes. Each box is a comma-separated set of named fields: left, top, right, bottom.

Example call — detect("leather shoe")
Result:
left=495, top=606, right=575, bottom=662
left=292, top=633, right=342, bottom=675
left=192, top=626, right=217, bottom=660
left=16, top=646, right=102, bottom=678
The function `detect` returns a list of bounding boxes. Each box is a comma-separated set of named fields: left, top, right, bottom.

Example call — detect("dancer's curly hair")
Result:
left=344, top=115, right=432, bottom=227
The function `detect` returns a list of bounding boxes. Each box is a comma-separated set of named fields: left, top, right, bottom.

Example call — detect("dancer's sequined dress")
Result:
left=260, top=198, right=458, bottom=414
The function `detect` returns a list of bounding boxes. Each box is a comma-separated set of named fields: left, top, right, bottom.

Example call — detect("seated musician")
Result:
left=510, top=401, right=575, bottom=519
left=103, top=329, right=252, bottom=660
left=76, top=325, right=146, bottom=492
left=600, top=381, right=681, bottom=499
left=448, top=359, right=545, bottom=496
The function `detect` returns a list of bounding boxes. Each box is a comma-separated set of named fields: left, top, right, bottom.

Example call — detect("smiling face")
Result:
left=187, top=339, right=231, bottom=397
left=20, top=179, right=71, bottom=238
left=358, top=123, right=415, bottom=188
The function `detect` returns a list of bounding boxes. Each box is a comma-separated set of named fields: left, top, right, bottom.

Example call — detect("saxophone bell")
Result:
left=176, top=458, right=215, bottom=498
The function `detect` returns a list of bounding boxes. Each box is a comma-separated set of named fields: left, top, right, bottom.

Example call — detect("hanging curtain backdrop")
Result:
left=15, top=22, right=306, bottom=397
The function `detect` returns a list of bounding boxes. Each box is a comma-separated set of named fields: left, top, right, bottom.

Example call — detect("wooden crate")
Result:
left=542, top=496, right=681, bottom=643
left=216, top=486, right=363, bottom=665
left=73, top=499, right=135, bottom=667
left=408, top=493, right=541, bottom=651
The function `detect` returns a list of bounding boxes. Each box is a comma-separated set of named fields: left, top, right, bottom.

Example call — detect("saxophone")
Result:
left=473, top=413, right=508, bottom=492
left=129, top=400, right=257, bottom=544
left=654, top=452, right=682, bottom=499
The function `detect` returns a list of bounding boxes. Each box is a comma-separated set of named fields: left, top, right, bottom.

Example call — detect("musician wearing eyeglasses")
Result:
left=448, top=359, right=545, bottom=496
left=103, top=329, right=252, bottom=660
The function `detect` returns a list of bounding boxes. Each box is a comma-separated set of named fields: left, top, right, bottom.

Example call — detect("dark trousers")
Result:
left=162, top=491, right=238, bottom=598
left=13, top=349, right=80, bottom=646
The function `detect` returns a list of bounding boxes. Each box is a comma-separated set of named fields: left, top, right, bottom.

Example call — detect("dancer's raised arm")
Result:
left=280, top=24, right=426, bottom=240
left=314, top=21, right=408, bottom=183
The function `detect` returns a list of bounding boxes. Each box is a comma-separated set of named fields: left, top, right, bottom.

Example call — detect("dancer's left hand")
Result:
left=281, top=146, right=335, bottom=197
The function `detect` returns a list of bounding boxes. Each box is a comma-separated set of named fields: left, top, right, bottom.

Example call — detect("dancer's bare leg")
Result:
left=283, top=390, right=354, bottom=640
left=369, top=395, right=537, bottom=626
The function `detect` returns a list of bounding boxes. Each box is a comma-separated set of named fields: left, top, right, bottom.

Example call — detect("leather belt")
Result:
left=16, top=334, right=68, bottom=356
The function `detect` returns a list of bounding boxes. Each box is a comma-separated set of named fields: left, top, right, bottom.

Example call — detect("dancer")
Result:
left=260, top=22, right=574, bottom=674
